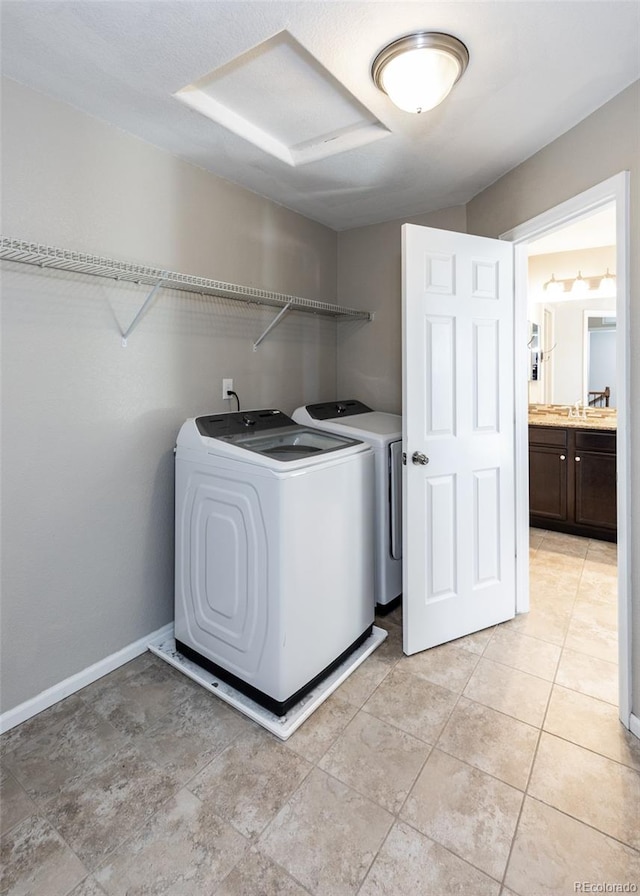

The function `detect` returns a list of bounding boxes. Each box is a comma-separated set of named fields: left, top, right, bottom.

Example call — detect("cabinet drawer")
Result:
left=575, top=430, right=616, bottom=453
left=529, top=426, right=567, bottom=448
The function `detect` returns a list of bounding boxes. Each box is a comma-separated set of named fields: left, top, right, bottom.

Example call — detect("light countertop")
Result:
left=529, top=404, right=617, bottom=431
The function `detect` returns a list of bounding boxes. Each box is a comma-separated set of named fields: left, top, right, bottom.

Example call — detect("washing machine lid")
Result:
left=192, top=410, right=365, bottom=463
left=221, top=426, right=364, bottom=462
left=329, top=412, right=402, bottom=440
left=295, top=401, right=402, bottom=443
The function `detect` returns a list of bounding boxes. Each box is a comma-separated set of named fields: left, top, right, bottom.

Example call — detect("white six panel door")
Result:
left=402, top=224, right=516, bottom=654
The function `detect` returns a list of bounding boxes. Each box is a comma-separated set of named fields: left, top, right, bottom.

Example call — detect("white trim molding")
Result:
left=501, top=171, right=633, bottom=733
left=0, top=622, right=174, bottom=734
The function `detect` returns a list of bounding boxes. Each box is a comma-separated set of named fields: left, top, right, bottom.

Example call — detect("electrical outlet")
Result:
left=222, top=377, right=234, bottom=400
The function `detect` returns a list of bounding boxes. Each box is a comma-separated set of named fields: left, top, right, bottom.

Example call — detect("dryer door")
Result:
left=389, top=440, right=403, bottom=560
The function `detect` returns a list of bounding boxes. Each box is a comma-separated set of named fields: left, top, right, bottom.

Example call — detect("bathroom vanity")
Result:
left=528, top=405, right=617, bottom=542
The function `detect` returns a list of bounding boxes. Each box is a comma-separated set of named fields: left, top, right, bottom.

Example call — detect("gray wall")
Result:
left=466, top=80, right=639, bottom=718
left=336, top=206, right=467, bottom=413
left=0, top=78, right=339, bottom=714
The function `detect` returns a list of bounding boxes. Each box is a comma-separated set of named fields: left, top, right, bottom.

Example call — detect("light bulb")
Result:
left=379, top=48, right=462, bottom=113
left=598, top=268, right=616, bottom=297
left=544, top=274, right=565, bottom=297
left=571, top=271, right=589, bottom=295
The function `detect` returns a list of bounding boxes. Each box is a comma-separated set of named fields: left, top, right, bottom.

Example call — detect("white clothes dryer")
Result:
left=174, top=408, right=375, bottom=716
left=293, top=400, right=402, bottom=611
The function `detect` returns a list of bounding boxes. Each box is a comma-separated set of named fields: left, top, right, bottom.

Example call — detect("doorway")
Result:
left=501, top=172, right=633, bottom=733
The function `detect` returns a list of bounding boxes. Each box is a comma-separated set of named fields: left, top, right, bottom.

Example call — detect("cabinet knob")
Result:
left=560, top=454, right=566, bottom=461
left=575, top=456, right=581, bottom=462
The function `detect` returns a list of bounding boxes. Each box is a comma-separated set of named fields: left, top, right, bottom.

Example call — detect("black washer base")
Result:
left=375, top=594, right=401, bottom=616
left=175, top=625, right=373, bottom=717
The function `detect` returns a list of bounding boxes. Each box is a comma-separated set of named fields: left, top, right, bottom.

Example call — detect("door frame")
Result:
left=543, top=307, right=554, bottom=405
left=501, top=171, right=632, bottom=731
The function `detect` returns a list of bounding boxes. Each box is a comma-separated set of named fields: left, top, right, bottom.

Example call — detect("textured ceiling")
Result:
left=1, top=1, right=639, bottom=231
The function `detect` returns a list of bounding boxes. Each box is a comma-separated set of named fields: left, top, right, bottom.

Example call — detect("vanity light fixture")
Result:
left=543, top=270, right=616, bottom=299
left=371, top=32, right=469, bottom=114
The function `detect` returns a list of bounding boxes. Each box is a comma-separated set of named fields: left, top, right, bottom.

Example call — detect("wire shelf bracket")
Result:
left=253, top=302, right=292, bottom=351
left=121, top=280, right=165, bottom=347
left=0, top=237, right=373, bottom=347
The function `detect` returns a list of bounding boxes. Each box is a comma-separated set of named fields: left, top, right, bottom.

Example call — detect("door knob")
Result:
left=412, top=451, right=429, bottom=466
left=575, top=456, right=581, bottom=462
left=560, top=454, right=566, bottom=460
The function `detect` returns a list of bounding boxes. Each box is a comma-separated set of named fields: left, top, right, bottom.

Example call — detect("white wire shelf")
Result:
left=0, top=237, right=373, bottom=346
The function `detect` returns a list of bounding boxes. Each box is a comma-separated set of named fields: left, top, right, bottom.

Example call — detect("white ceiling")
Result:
left=1, top=1, right=639, bottom=231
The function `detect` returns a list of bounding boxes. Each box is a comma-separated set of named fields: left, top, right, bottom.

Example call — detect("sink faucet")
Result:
left=568, top=400, right=587, bottom=420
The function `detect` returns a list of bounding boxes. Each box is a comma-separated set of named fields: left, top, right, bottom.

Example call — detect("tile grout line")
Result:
left=3, top=712, right=192, bottom=887
left=531, top=726, right=640, bottom=773
left=2, top=807, right=93, bottom=896
left=502, top=531, right=632, bottom=887
left=34, top=658, right=254, bottom=885
left=305, top=622, right=495, bottom=894
left=377, top=637, right=519, bottom=889
left=251, top=648, right=406, bottom=896
left=518, top=792, right=640, bottom=856
left=499, top=529, right=585, bottom=892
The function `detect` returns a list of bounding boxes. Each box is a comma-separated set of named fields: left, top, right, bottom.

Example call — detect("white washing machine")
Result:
left=293, top=400, right=402, bottom=610
left=174, top=408, right=374, bottom=716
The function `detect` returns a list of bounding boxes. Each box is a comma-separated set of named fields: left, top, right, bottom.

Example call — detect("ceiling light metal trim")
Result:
left=372, top=32, right=469, bottom=113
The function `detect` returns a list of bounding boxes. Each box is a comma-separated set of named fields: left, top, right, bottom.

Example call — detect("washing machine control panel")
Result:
left=196, top=409, right=294, bottom=438
left=304, top=400, right=373, bottom=421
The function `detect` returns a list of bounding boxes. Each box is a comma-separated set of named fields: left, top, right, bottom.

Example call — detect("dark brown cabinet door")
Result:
left=529, top=445, right=568, bottom=521
left=574, top=431, right=617, bottom=531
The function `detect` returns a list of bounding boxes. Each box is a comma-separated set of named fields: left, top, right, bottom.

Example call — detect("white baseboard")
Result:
left=0, top=622, right=174, bottom=734
left=630, top=713, right=640, bottom=740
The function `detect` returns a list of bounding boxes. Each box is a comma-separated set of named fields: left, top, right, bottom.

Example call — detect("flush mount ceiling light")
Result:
left=371, top=32, right=469, bottom=114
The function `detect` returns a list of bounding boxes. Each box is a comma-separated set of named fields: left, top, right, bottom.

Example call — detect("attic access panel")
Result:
left=174, top=30, right=390, bottom=166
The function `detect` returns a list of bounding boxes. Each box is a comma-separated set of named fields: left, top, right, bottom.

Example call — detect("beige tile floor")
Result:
left=2, top=530, right=639, bottom=896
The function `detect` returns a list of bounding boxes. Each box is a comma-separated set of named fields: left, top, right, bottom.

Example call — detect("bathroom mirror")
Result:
left=527, top=298, right=616, bottom=408
left=583, top=311, right=616, bottom=408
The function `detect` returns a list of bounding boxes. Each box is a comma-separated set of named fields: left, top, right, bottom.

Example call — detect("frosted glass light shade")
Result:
left=598, top=269, right=616, bottom=297
left=571, top=271, right=589, bottom=295
left=544, top=274, right=565, bottom=297
left=372, top=33, right=469, bottom=114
